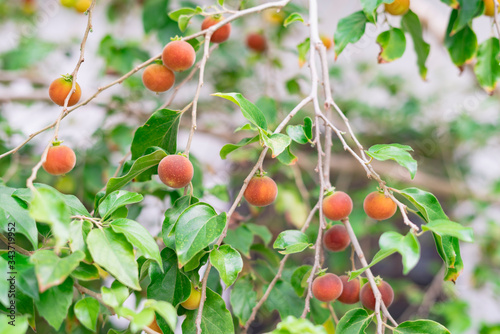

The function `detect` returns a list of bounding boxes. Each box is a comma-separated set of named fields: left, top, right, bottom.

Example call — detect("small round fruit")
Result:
left=42, top=145, right=76, bottom=176
left=338, top=275, right=360, bottom=304
left=74, top=0, right=91, bottom=12
left=363, top=191, right=397, bottom=221
left=158, top=155, right=194, bottom=189
left=181, top=285, right=201, bottom=310
left=360, top=280, right=394, bottom=310
left=323, top=225, right=351, bottom=252
left=243, top=175, right=278, bottom=207
left=384, top=0, right=410, bottom=15
left=320, top=35, right=332, bottom=50
left=263, top=8, right=285, bottom=25
left=142, top=64, right=175, bottom=92
left=246, top=32, right=267, bottom=53
left=322, top=191, right=353, bottom=221
left=312, top=273, right=343, bottom=302
left=161, top=40, right=196, bottom=72
left=48, top=77, right=82, bottom=107
left=484, top=0, right=500, bottom=16
left=201, top=16, right=231, bottom=43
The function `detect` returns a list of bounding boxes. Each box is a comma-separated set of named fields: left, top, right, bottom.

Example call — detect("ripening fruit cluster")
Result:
left=142, top=16, right=232, bottom=93
left=312, top=273, right=394, bottom=310
left=60, top=0, right=91, bottom=13
left=312, top=189, right=397, bottom=308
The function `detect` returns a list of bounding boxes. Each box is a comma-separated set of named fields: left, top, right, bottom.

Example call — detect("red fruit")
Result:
left=42, top=145, right=76, bottom=175
left=158, top=155, right=194, bottom=189
left=246, top=33, right=267, bottom=53
left=48, top=77, right=82, bottom=107
left=322, top=191, right=353, bottom=221
left=312, top=273, right=343, bottom=302
left=323, top=225, right=350, bottom=252
left=360, top=280, right=394, bottom=310
left=201, top=16, right=231, bottom=43
left=161, top=40, right=196, bottom=72
left=363, top=191, right=397, bottom=220
left=142, top=64, right=175, bottom=92
left=337, top=275, right=360, bottom=304
left=243, top=175, right=278, bottom=207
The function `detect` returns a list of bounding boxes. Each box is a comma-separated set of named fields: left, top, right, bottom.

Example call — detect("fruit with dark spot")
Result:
left=142, top=63, right=175, bottom=92
left=49, top=77, right=81, bottom=107
left=323, top=224, right=351, bottom=252
left=360, top=279, right=394, bottom=310
left=162, top=40, right=196, bottom=72
left=201, top=16, right=231, bottom=43
left=42, top=144, right=76, bottom=175
left=243, top=175, right=278, bottom=207
left=338, top=275, right=360, bottom=304
left=363, top=191, right=397, bottom=220
left=322, top=191, right=353, bottom=221
left=246, top=32, right=267, bottom=53
left=158, top=155, right=194, bottom=189
left=312, top=273, right=343, bottom=302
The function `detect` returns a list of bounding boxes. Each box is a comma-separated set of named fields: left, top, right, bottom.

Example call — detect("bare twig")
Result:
left=0, top=233, right=33, bottom=256
left=327, top=302, right=339, bottom=325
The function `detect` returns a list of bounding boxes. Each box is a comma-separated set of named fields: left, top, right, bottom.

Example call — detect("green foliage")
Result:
left=377, top=28, right=406, bottom=63
left=273, top=230, right=312, bottom=254
left=336, top=308, right=372, bottom=333
left=334, top=11, right=368, bottom=58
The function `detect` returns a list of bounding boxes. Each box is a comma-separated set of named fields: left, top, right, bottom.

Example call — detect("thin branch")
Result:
left=327, top=302, right=339, bottom=325
left=242, top=204, right=319, bottom=333
left=0, top=234, right=33, bottom=256
left=494, top=0, right=500, bottom=37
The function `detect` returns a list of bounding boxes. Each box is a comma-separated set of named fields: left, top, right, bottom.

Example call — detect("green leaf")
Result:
left=366, top=144, right=417, bottom=179
left=220, top=136, right=259, bottom=159
left=35, top=277, right=73, bottom=330
left=147, top=300, right=177, bottom=332
left=399, top=187, right=447, bottom=222
left=444, top=10, right=477, bottom=67
left=297, top=38, right=310, bottom=66
left=350, top=231, right=420, bottom=278
left=423, top=220, right=473, bottom=242
left=168, top=7, right=196, bottom=21
left=182, top=288, right=234, bottom=334
left=1, top=252, right=39, bottom=301
left=377, top=28, right=406, bottom=63
left=30, top=250, right=84, bottom=293
left=277, top=146, right=298, bottom=165
left=360, top=0, right=393, bottom=22
left=265, top=280, right=305, bottom=318
left=131, top=109, right=182, bottom=160
left=291, top=265, right=312, bottom=296
left=110, top=218, right=162, bottom=268
left=474, top=37, right=500, bottom=94
left=29, top=187, right=71, bottom=251
left=178, top=14, right=193, bottom=32
left=87, top=228, right=140, bottom=290
left=213, top=93, right=268, bottom=130
left=283, top=13, right=304, bottom=27
left=334, top=11, right=368, bottom=58
left=0, top=314, right=29, bottom=334
left=336, top=308, right=372, bottom=333
left=209, top=245, right=243, bottom=287
left=147, top=248, right=191, bottom=307
left=142, top=0, right=169, bottom=33
left=162, top=195, right=199, bottom=250
left=270, top=316, right=327, bottom=333
left=175, top=203, right=227, bottom=267
left=451, top=0, right=482, bottom=35
left=0, top=190, right=38, bottom=249
left=440, top=0, right=459, bottom=8
left=394, top=320, right=451, bottom=333
left=74, top=297, right=99, bottom=332
left=245, top=223, right=272, bottom=245
left=101, top=280, right=129, bottom=309
left=105, top=149, right=167, bottom=196
left=401, top=10, right=430, bottom=80
left=230, top=275, right=257, bottom=326
left=0, top=257, right=9, bottom=306
left=260, top=132, right=292, bottom=158
left=98, top=190, right=143, bottom=220
left=286, top=117, right=313, bottom=144
left=273, top=230, right=311, bottom=254
left=71, top=262, right=100, bottom=281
